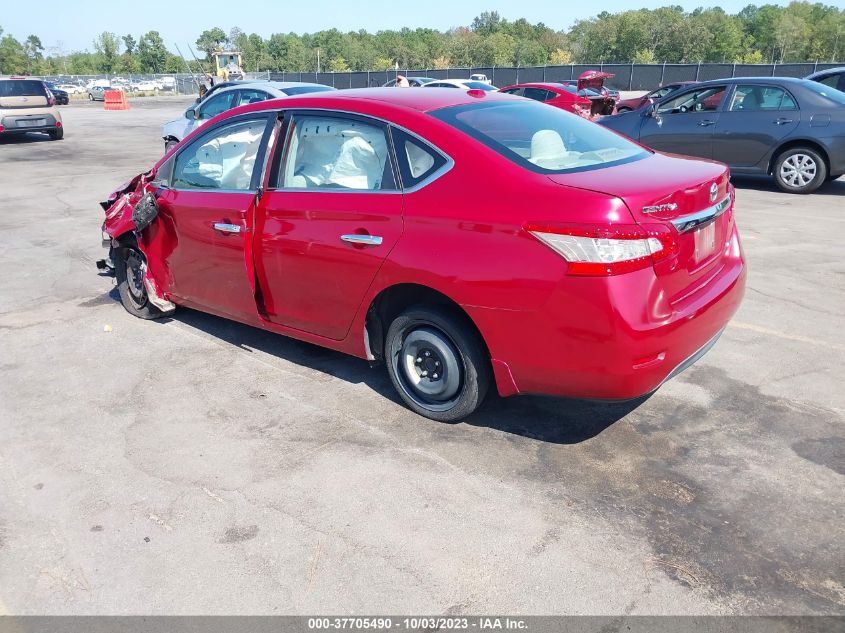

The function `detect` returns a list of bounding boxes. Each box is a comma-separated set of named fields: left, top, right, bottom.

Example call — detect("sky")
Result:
left=2, top=0, right=797, bottom=54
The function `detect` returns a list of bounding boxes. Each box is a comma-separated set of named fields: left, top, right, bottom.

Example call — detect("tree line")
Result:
left=1, top=3, right=843, bottom=77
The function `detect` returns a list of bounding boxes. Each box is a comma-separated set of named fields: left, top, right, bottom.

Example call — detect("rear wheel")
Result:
left=773, top=147, right=827, bottom=194
left=88, top=93, right=93, bottom=101
left=616, top=106, right=632, bottom=113
left=385, top=306, right=490, bottom=422
left=115, top=245, right=167, bottom=320
left=48, top=127, right=63, bottom=140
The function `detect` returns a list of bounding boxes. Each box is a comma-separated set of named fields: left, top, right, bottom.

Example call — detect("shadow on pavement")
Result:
left=125, top=303, right=642, bottom=445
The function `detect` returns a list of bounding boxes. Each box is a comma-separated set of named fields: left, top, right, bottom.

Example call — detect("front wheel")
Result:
left=114, top=245, right=168, bottom=320
left=385, top=306, right=490, bottom=422
left=773, top=147, right=827, bottom=194
left=88, top=93, right=93, bottom=101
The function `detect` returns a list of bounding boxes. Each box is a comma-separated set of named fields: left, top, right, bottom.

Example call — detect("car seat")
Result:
left=529, top=130, right=567, bottom=169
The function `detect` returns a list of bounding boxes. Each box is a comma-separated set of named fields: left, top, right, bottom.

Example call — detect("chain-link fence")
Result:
left=34, top=62, right=844, bottom=96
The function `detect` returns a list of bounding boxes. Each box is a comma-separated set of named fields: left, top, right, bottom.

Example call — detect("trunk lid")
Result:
left=577, top=71, right=614, bottom=93
left=547, top=152, right=733, bottom=302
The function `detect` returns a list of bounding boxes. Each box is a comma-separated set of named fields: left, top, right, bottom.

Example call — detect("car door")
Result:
left=711, top=84, right=800, bottom=169
left=639, top=85, right=727, bottom=159
left=152, top=113, right=274, bottom=319
left=255, top=111, right=403, bottom=340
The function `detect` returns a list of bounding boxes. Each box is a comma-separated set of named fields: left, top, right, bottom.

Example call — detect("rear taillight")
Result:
left=0, top=125, right=5, bottom=133
left=527, top=223, right=678, bottom=276
left=55, top=121, right=62, bottom=128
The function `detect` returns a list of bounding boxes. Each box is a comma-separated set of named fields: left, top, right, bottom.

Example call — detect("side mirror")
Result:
left=185, top=108, right=196, bottom=120
left=645, top=102, right=658, bottom=117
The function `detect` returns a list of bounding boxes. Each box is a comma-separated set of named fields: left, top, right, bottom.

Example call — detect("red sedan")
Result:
left=99, top=89, right=745, bottom=421
left=499, top=82, right=591, bottom=112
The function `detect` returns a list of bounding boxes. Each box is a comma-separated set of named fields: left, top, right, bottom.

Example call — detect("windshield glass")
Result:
left=432, top=100, right=649, bottom=174
left=280, top=85, right=336, bottom=96
left=802, top=80, right=845, bottom=105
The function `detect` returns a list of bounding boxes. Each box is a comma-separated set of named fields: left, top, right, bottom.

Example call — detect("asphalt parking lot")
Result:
left=0, top=97, right=843, bottom=616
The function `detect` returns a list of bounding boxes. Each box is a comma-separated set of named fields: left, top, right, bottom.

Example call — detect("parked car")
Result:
left=559, top=71, right=617, bottom=115
left=100, top=88, right=745, bottom=421
left=0, top=78, right=64, bottom=140
left=423, top=79, right=497, bottom=90
left=805, top=66, right=845, bottom=92
left=161, top=81, right=336, bottom=152
left=44, top=82, right=69, bottom=105
left=470, top=73, right=490, bottom=83
left=88, top=85, right=115, bottom=101
left=56, top=83, right=84, bottom=95
left=615, top=81, right=697, bottom=112
left=499, top=82, right=594, bottom=116
left=600, top=77, right=845, bottom=193
left=130, top=80, right=159, bottom=92
left=383, top=76, right=436, bottom=87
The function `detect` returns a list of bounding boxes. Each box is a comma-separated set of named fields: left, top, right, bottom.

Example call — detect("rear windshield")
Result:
left=464, top=81, right=496, bottom=91
left=431, top=100, right=649, bottom=174
left=280, top=85, right=336, bottom=96
left=802, top=80, right=845, bottom=105
left=0, top=80, right=48, bottom=98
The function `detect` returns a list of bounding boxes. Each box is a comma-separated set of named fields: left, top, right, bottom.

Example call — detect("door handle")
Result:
left=213, top=222, right=242, bottom=234
left=341, top=234, right=383, bottom=246
left=698, top=119, right=715, bottom=127
left=774, top=118, right=794, bottom=125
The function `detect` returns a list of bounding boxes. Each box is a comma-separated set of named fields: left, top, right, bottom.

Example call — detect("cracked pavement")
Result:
left=0, top=97, right=843, bottom=615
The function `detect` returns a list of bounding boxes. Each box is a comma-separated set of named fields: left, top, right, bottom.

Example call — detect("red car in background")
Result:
left=98, top=89, right=745, bottom=421
left=615, top=81, right=697, bottom=112
left=499, top=82, right=594, bottom=115
left=559, top=70, right=618, bottom=116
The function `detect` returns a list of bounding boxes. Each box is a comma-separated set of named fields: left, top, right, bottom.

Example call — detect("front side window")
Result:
left=236, top=89, right=269, bottom=106
left=729, top=85, right=796, bottom=111
left=432, top=100, right=649, bottom=174
left=172, top=118, right=268, bottom=190
left=198, top=92, right=235, bottom=120
left=657, top=86, right=726, bottom=114
left=280, top=115, right=395, bottom=191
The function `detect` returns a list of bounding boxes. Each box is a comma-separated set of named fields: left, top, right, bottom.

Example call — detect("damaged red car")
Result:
left=559, top=71, right=618, bottom=116
left=98, top=88, right=745, bottom=421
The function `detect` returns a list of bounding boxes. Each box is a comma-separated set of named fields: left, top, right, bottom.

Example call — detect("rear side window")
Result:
left=729, top=85, right=797, bottom=111
left=279, top=114, right=396, bottom=191
left=0, top=80, right=48, bottom=98
left=817, top=75, right=839, bottom=88
left=523, top=87, right=554, bottom=102
left=391, top=128, right=448, bottom=188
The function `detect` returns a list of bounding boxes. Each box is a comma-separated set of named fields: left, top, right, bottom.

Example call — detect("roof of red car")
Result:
left=500, top=82, right=568, bottom=90
left=237, top=87, right=518, bottom=116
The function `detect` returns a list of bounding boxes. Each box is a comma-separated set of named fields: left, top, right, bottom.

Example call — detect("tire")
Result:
left=164, top=139, right=178, bottom=153
left=616, top=106, right=632, bottom=113
left=773, top=147, right=827, bottom=194
left=385, top=306, right=490, bottom=422
left=114, top=245, right=167, bottom=320
left=88, top=93, right=93, bottom=101
left=49, top=128, right=64, bottom=140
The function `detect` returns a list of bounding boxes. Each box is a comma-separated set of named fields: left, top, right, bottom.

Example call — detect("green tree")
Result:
left=138, top=31, right=167, bottom=72
left=122, top=34, right=136, bottom=55
left=196, top=27, right=228, bottom=61
left=22, top=34, right=43, bottom=73
left=93, top=32, right=120, bottom=73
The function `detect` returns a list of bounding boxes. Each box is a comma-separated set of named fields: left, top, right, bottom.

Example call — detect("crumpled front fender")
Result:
left=101, top=169, right=155, bottom=239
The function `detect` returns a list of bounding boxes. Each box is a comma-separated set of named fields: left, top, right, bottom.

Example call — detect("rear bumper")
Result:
left=1, top=113, right=60, bottom=133
left=468, top=224, right=746, bottom=400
